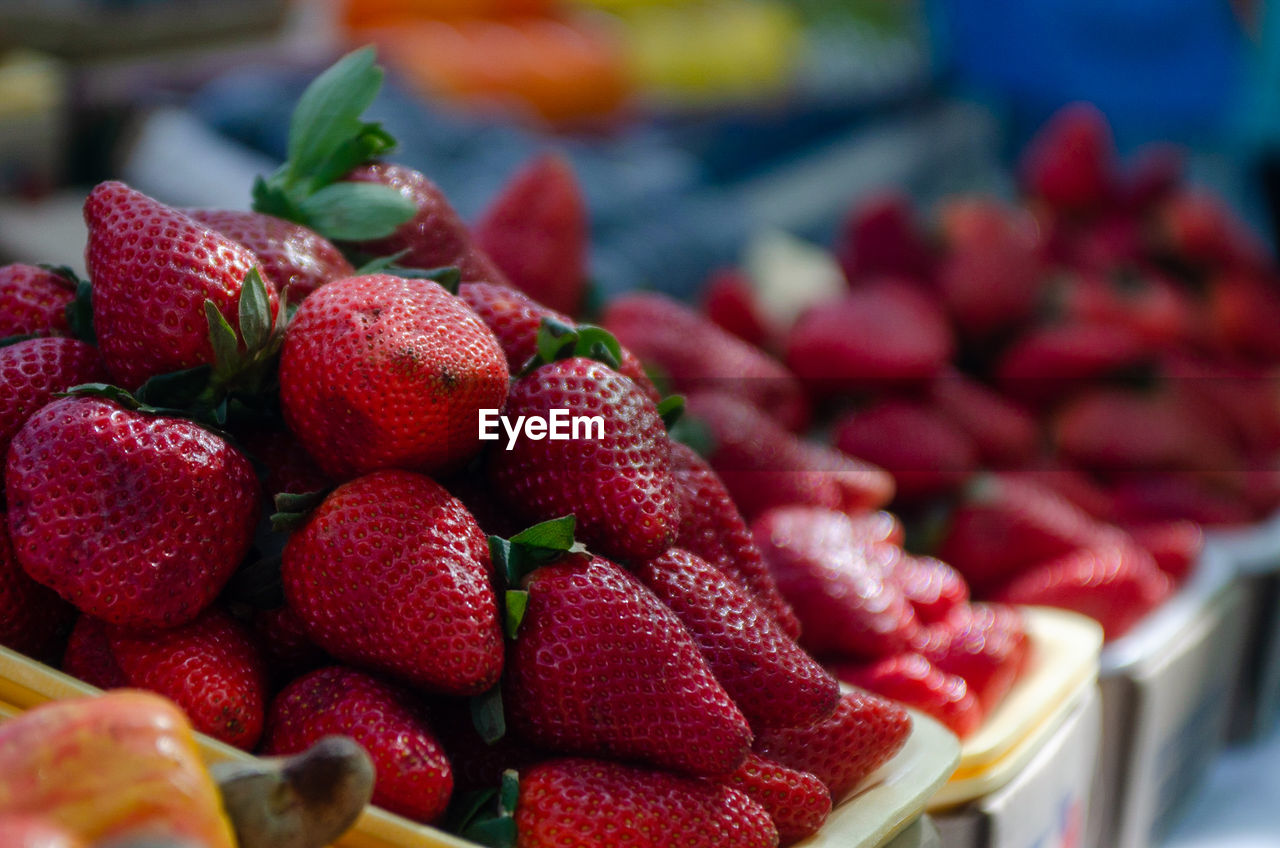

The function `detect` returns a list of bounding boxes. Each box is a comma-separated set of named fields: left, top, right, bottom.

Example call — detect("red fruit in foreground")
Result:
left=506, top=554, right=752, bottom=777
left=0, top=337, right=106, bottom=479
left=0, top=263, right=74, bottom=338
left=833, top=400, right=978, bottom=504
left=724, top=753, right=831, bottom=846
left=283, top=470, right=503, bottom=695
left=835, top=653, right=983, bottom=738
left=5, top=397, right=259, bottom=629
left=885, top=554, right=969, bottom=625
left=263, top=666, right=453, bottom=824
left=516, top=758, right=778, bottom=848
left=279, top=273, right=509, bottom=480
left=0, top=516, right=74, bottom=663
left=1019, top=102, right=1116, bottom=213
left=474, top=152, right=588, bottom=316
left=490, top=357, right=678, bottom=562
left=185, top=208, right=354, bottom=303
left=635, top=548, right=839, bottom=730
left=84, top=180, right=278, bottom=389
left=753, top=507, right=918, bottom=659
left=753, top=689, right=912, bottom=803
left=912, top=603, right=1029, bottom=714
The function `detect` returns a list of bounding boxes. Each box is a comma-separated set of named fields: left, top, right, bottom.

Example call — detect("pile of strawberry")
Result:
left=0, top=49, right=986, bottom=848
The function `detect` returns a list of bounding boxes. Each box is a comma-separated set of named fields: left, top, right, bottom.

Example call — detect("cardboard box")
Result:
left=1087, top=548, right=1249, bottom=848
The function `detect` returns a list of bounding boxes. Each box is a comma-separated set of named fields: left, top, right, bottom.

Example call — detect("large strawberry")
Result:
left=834, top=653, right=983, bottom=738
left=0, top=337, right=106, bottom=468
left=84, top=181, right=279, bottom=390
left=753, top=689, right=911, bottom=803
left=505, top=553, right=752, bottom=777
left=0, top=515, right=75, bottom=664
left=701, top=268, right=774, bottom=349
left=911, top=603, right=1029, bottom=714
left=723, top=753, right=831, bottom=846
left=751, top=507, right=919, bottom=660
left=474, top=152, right=588, bottom=316
left=283, top=470, right=503, bottom=695
left=62, top=608, right=268, bottom=750
left=634, top=548, right=839, bottom=730
left=489, top=356, right=678, bottom=562
left=669, top=441, right=801, bottom=639
left=184, top=209, right=353, bottom=304
left=884, top=554, right=969, bottom=626
left=279, top=273, right=509, bottom=480
left=0, top=264, right=75, bottom=338
left=516, top=758, right=778, bottom=848
left=603, top=292, right=809, bottom=431
left=836, top=191, right=934, bottom=285
left=5, top=396, right=259, bottom=629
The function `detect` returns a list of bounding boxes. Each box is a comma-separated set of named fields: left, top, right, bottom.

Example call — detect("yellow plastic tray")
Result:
left=928, top=606, right=1103, bottom=810
left=0, top=645, right=959, bottom=848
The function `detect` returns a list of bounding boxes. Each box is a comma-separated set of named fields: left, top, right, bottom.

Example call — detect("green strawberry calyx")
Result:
left=521, top=317, right=623, bottom=375
left=41, top=264, right=97, bottom=345
left=488, top=515, right=584, bottom=639
left=250, top=46, right=415, bottom=243
left=270, top=489, right=333, bottom=533
left=352, top=253, right=463, bottom=295
left=449, top=769, right=519, bottom=848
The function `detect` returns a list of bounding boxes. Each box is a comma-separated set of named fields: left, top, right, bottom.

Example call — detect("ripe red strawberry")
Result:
left=63, top=608, right=268, bottom=749
left=834, top=653, right=983, bottom=738
left=992, top=541, right=1172, bottom=641
left=885, top=554, right=969, bottom=625
left=458, top=280, right=659, bottom=400
left=930, top=370, right=1039, bottom=467
left=263, top=666, right=453, bottom=824
left=669, top=441, right=800, bottom=639
left=995, top=323, right=1150, bottom=408
left=936, top=474, right=1101, bottom=591
left=278, top=273, right=509, bottom=480
left=340, top=162, right=507, bottom=282
left=5, top=396, right=259, bottom=629
left=1019, top=102, right=1117, bottom=214
left=252, top=605, right=328, bottom=686
left=0, top=264, right=75, bottom=338
left=489, top=357, right=678, bottom=562
left=184, top=208, right=354, bottom=303
left=784, top=280, right=953, bottom=395
left=0, top=515, right=75, bottom=663
left=283, top=470, right=503, bottom=695
left=911, top=603, right=1028, bottom=714
left=635, top=548, right=839, bottom=730
left=474, top=153, right=588, bottom=316
left=687, top=391, right=894, bottom=521
left=701, top=268, right=773, bottom=349
left=603, top=292, right=809, bottom=431
left=752, top=507, right=919, bottom=660
left=753, top=689, right=911, bottom=803
left=1124, top=520, right=1203, bottom=584
left=516, top=757, right=778, bottom=848
left=505, top=553, right=752, bottom=777
left=723, top=753, right=831, bottom=846
left=836, top=191, right=934, bottom=285
left=84, top=181, right=279, bottom=390
left=833, top=400, right=978, bottom=504
left=0, top=337, right=106, bottom=469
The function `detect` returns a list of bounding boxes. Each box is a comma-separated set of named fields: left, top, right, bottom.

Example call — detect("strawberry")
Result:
left=669, top=441, right=801, bottom=639
left=930, top=370, right=1039, bottom=467
left=936, top=474, right=1102, bottom=591
left=184, top=208, right=354, bottom=303
left=911, top=603, right=1028, bottom=714
left=995, top=322, right=1150, bottom=408
left=252, top=605, right=328, bottom=686
left=84, top=181, right=279, bottom=390
left=753, top=689, right=911, bottom=803
left=1019, top=102, right=1117, bottom=214
left=0, top=338, right=106, bottom=471
left=516, top=757, right=778, bottom=848
left=847, top=510, right=904, bottom=547
left=833, top=400, right=978, bottom=504
left=885, top=554, right=969, bottom=625
left=0, top=515, right=74, bottom=664
left=1054, top=269, right=1196, bottom=350
left=603, top=292, right=809, bottom=431
left=505, top=553, right=752, bottom=777
left=474, top=152, right=588, bottom=316
left=784, top=280, right=953, bottom=395
left=687, top=391, right=894, bottom=521
left=283, top=470, right=503, bottom=695
left=834, top=653, right=983, bottom=738
left=836, top=191, right=934, bottom=285
left=992, top=541, right=1171, bottom=641
left=63, top=608, right=269, bottom=750
left=5, top=396, right=259, bottom=629
left=489, top=356, right=678, bottom=562
left=457, top=281, right=659, bottom=400
left=1124, top=520, right=1203, bottom=585
left=278, top=273, right=509, bottom=480
left=752, top=507, right=918, bottom=660
left=263, top=666, right=453, bottom=824
left=701, top=268, right=773, bottom=349
left=723, top=753, right=831, bottom=846
left=634, top=548, right=839, bottom=730
left=0, top=264, right=75, bottom=338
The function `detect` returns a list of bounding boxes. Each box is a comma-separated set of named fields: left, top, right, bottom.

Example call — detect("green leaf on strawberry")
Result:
left=470, top=685, right=506, bottom=746
left=458, top=770, right=519, bottom=848
left=488, top=515, right=583, bottom=589
left=656, top=394, right=685, bottom=429
left=0, top=334, right=39, bottom=348
left=270, top=489, right=333, bottom=533
left=39, top=264, right=97, bottom=345
left=351, top=253, right=463, bottom=294
left=503, top=589, right=529, bottom=639
left=524, top=317, right=624, bottom=374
